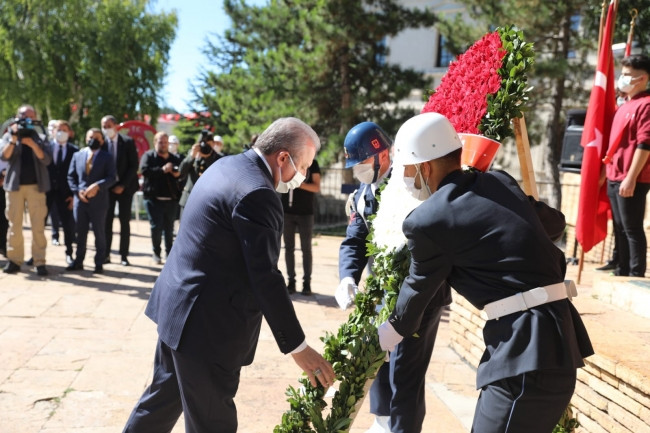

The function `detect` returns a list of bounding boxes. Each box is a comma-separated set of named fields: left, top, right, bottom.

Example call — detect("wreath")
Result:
left=274, top=26, right=540, bottom=433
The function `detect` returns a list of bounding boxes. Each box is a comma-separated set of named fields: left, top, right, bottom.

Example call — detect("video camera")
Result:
left=6, top=117, right=45, bottom=141
left=199, top=129, right=213, bottom=154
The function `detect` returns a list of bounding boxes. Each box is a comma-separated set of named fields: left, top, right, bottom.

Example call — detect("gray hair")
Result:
left=254, top=117, right=320, bottom=157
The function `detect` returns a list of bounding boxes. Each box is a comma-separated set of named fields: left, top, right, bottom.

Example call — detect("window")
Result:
left=437, top=34, right=454, bottom=67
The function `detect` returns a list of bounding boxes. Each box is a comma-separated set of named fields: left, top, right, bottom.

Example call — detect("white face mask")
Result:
left=352, top=162, right=377, bottom=184
left=276, top=154, right=306, bottom=193
left=403, top=165, right=431, bottom=201
left=617, top=74, right=640, bottom=94
left=55, top=130, right=69, bottom=144
left=102, top=127, right=117, bottom=139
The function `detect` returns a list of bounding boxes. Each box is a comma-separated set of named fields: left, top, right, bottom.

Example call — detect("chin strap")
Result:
left=371, top=154, right=380, bottom=183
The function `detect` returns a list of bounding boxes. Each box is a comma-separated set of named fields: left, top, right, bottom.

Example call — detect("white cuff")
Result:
left=290, top=340, right=308, bottom=354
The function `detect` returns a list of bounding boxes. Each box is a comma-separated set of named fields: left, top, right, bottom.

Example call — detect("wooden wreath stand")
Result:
left=513, top=116, right=539, bottom=200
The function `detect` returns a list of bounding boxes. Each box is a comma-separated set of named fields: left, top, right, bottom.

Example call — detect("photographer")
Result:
left=178, top=130, right=221, bottom=220
left=0, top=105, right=52, bottom=276
left=140, top=132, right=182, bottom=264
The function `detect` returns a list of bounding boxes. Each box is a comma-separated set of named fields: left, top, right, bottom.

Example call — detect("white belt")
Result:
left=483, top=280, right=577, bottom=320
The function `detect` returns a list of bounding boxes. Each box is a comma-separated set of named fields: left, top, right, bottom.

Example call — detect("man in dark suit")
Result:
left=122, top=117, right=334, bottom=433
left=66, top=128, right=116, bottom=273
left=378, top=112, right=594, bottom=433
left=46, top=120, right=79, bottom=265
left=101, top=115, right=139, bottom=266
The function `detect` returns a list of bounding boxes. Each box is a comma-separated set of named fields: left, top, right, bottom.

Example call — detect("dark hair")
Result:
left=621, top=55, right=650, bottom=75
left=438, top=148, right=462, bottom=165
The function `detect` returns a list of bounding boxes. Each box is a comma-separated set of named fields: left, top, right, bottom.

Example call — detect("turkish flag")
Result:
left=575, top=0, right=617, bottom=253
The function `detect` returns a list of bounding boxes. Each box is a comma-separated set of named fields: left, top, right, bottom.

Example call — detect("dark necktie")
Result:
left=57, top=145, right=63, bottom=167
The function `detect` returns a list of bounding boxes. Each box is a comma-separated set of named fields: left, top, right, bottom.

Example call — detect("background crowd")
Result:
left=0, top=104, right=232, bottom=276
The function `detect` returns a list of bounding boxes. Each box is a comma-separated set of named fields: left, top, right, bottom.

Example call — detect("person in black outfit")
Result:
left=140, top=132, right=182, bottom=264
left=46, top=120, right=79, bottom=265
left=280, top=158, right=321, bottom=295
left=178, top=131, right=220, bottom=221
left=0, top=160, right=7, bottom=257
left=101, top=115, right=140, bottom=266
left=378, top=112, right=594, bottom=433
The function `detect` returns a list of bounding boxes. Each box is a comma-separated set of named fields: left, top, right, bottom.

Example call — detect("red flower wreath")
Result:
left=421, top=26, right=534, bottom=142
left=422, top=31, right=505, bottom=134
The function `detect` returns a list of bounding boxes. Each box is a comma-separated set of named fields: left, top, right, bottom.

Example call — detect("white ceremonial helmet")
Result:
left=393, top=112, right=462, bottom=165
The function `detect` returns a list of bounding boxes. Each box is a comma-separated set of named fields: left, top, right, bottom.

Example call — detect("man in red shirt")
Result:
left=605, top=54, right=650, bottom=277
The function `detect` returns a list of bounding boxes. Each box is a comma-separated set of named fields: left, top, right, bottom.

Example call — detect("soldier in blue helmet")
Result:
left=337, top=122, right=392, bottom=309
left=337, top=122, right=397, bottom=433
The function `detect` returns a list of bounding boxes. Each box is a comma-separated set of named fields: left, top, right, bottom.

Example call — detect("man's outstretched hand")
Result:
left=291, top=345, right=335, bottom=388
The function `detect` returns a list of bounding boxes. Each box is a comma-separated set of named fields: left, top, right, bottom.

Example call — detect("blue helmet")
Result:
left=343, top=122, right=392, bottom=168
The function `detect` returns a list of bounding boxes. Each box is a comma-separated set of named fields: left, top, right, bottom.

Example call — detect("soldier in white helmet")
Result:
left=378, top=112, right=594, bottom=433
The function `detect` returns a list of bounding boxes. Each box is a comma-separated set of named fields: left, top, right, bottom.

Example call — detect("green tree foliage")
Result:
left=0, top=0, right=177, bottom=137
left=191, top=0, right=438, bottom=164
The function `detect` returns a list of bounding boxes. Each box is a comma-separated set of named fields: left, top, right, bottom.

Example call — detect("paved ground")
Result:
left=0, top=219, right=606, bottom=433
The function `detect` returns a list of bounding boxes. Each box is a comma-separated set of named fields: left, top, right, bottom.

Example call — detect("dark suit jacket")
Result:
left=104, top=133, right=139, bottom=195
left=145, top=150, right=305, bottom=370
left=47, top=141, right=79, bottom=196
left=67, top=147, right=116, bottom=206
left=390, top=169, right=594, bottom=388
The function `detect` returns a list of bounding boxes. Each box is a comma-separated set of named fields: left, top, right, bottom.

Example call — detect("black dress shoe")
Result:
left=26, top=257, right=34, bottom=266
left=66, top=255, right=74, bottom=265
left=287, top=279, right=296, bottom=294
left=93, top=265, right=103, bottom=274
left=595, top=260, right=617, bottom=271
left=36, top=265, right=48, bottom=276
left=3, top=261, right=20, bottom=274
left=65, top=262, right=83, bottom=271
left=103, top=256, right=111, bottom=264
left=301, top=283, right=312, bottom=296
left=120, top=256, right=130, bottom=266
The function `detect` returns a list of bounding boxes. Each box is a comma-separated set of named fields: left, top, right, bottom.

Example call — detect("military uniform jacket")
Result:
left=338, top=169, right=391, bottom=284
left=145, top=150, right=306, bottom=370
left=390, top=169, right=594, bottom=388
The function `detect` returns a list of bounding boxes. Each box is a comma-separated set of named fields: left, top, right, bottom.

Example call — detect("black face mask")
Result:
left=88, top=138, right=101, bottom=150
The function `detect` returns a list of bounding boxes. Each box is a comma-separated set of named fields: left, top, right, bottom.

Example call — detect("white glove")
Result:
left=378, top=320, right=403, bottom=352
left=335, top=277, right=358, bottom=310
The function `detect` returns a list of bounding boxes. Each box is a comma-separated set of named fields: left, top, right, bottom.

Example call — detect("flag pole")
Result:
left=597, top=0, right=608, bottom=58
left=625, top=8, right=638, bottom=57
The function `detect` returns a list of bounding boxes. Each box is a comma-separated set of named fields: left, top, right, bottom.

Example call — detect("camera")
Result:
left=12, top=117, right=44, bottom=140
left=199, top=129, right=213, bottom=154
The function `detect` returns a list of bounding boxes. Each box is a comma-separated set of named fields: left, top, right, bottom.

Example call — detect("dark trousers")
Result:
left=123, top=338, right=241, bottom=433
left=46, top=190, right=75, bottom=256
left=105, top=190, right=135, bottom=258
left=144, top=198, right=178, bottom=257
left=607, top=180, right=650, bottom=277
left=73, top=199, right=107, bottom=267
left=370, top=304, right=444, bottom=433
left=282, top=213, right=314, bottom=284
left=0, top=190, right=7, bottom=254
left=471, top=369, right=576, bottom=433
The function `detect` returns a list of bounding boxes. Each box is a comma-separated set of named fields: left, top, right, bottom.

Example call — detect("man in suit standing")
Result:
left=66, top=128, right=116, bottom=274
left=122, top=117, right=334, bottom=433
left=46, top=120, right=79, bottom=265
left=101, top=115, right=139, bottom=266
left=378, top=112, right=594, bottom=433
